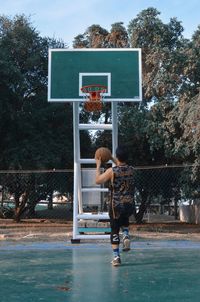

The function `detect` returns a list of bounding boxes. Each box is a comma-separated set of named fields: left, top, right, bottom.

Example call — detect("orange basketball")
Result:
left=95, top=147, right=112, bottom=163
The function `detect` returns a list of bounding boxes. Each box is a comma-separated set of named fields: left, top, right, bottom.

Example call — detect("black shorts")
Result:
left=109, top=202, right=133, bottom=230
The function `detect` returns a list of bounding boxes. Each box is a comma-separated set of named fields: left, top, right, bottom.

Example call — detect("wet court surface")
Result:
left=1, top=240, right=200, bottom=302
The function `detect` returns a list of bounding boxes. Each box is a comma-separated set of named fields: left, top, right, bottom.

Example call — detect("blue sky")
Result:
left=1, top=0, right=199, bottom=46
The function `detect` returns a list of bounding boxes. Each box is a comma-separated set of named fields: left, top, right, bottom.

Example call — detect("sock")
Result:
left=122, top=227, right=129, bottom=238
left=113, top=248, right=120, bottom=258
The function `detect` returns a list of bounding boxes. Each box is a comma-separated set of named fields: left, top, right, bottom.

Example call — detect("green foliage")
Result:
left=72, top=7, right=200, bottom=171
left=1, top=9, right=200, bottom=222
left=163, top=93, right=200, bottom=164
left=128, top=7, right=187, bottom=102
left=0, top=15, right=92, bottom=169
left=73, top=22, right=129, bottom=49
left=1, top=9, right=200, bottom=185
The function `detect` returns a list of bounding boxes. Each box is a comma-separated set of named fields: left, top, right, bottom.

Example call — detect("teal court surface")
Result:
left=1, top=240, right=200, bottom=302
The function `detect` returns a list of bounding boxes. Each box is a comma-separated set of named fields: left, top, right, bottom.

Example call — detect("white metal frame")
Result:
left=72, top=101, right=118, bottom=241
left=48, top=47, right=142, bottom=241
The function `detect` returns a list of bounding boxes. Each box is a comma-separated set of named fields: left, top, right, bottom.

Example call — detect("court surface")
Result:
left=1, top=240, right=200, bottom=302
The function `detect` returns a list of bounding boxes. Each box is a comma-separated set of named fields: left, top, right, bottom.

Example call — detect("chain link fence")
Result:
left=0, top=170, right=73, bottom=222
left=0, top=165, right=200, bottom=223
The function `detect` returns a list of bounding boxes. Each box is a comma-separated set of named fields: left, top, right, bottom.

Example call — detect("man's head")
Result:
left=116, top=145, right=128, bottom=162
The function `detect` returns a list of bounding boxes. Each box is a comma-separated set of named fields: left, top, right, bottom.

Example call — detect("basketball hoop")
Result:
left=81, top=84, right=107, bottom=112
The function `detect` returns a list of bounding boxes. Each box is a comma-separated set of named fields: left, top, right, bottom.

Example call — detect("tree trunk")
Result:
left=135, top=193, right=150, bottom=224
left=14, top=191, right=29, bottom=222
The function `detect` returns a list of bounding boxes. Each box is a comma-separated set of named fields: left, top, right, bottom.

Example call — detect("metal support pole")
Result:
left=72, top=102, right=80, bottom=241
left=112, top=101, right=118, bottom=155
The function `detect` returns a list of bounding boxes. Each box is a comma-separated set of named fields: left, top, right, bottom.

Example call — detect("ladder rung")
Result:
left=74, top=234, right=110, bottom=239
left=79, top=159, right=95, bottom=164
left=81, top=188, right=109, bottom=192
left=77, top=213, right=109, bottom=220
left=79, top=124, right=113, bottom=130
left=79, top=159, right=112, bottom=164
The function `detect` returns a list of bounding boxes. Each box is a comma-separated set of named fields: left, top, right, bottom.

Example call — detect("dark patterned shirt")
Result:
left=111, top=165, right=134, bottom=210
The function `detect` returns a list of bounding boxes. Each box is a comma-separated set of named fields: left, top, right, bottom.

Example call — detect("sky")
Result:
left=1, top=0, right=200, bottom=46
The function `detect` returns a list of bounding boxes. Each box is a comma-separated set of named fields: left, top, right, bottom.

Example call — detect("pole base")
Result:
left=71, top=238, right=81, bottom=244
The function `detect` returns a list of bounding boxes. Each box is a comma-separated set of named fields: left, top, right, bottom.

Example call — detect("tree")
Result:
left=2, top=10, right=200, bottom=223
left=106, top=22, right=129, bottom=48
left=0, top=15, right=92, bottom=221
left=0, top=15, right=91, bottom=170
left=179, top=26, right=200, bottom=98
left=0, top=14, right=51, bottom=169
left=162, top=27, right=200, bottom=166
left=73, top=24, right=109, bottom=48
left=73, top=34, right=88, bottom=48
left=117, top=7, right=199, bottom=221
left=128, top=7, right=187, bottom=102
left=164, top=93, right=200, bottom=165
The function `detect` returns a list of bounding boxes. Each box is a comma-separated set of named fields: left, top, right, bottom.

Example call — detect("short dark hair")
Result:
left=115, top=145, right=128, bottom=162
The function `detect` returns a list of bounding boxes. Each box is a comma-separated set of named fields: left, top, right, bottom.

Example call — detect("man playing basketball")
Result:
left=95, top=145, right=134, bottom=266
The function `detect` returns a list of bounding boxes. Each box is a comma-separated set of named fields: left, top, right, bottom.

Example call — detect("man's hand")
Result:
left=96, top=158, right=102, bottom=167
left=95, top=159, right=113, bottom=184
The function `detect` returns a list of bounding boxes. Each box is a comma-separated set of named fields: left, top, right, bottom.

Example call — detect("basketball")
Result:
left=95, top=147, right=112, bottom=163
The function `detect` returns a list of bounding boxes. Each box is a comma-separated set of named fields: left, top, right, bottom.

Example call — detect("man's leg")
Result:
left=122, top=216, right=131, bottom=251
left=111, top=229, right=121, bottom=266
left=109, top=210, right=121, bottom=266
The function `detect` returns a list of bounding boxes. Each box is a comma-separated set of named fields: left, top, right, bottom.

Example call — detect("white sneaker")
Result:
left=122, top=236, right=131, bottom=251
left=111, top=256, right=121, bottom=266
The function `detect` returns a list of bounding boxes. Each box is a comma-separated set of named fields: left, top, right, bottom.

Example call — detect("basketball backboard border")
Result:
left=48, top=48, right=142, bottom=102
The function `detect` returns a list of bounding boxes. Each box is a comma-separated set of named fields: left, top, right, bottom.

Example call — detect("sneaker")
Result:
left=122, top=236, right=131, bottom=251
left=111, top=256, right=121, bottom=266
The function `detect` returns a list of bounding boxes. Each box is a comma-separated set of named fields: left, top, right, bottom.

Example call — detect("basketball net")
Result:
left=81, top=85, right=107, bottom=112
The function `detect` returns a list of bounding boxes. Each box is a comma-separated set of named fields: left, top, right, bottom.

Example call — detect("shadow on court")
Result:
left=0, top=241, right=200, bottom=302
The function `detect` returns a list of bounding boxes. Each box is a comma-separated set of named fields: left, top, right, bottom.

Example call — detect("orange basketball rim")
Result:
left=81, top=84, right=107, bottom=112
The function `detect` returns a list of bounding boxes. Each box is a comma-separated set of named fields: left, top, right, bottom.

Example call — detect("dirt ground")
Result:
left=1, top=217, right=200, bottom=241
